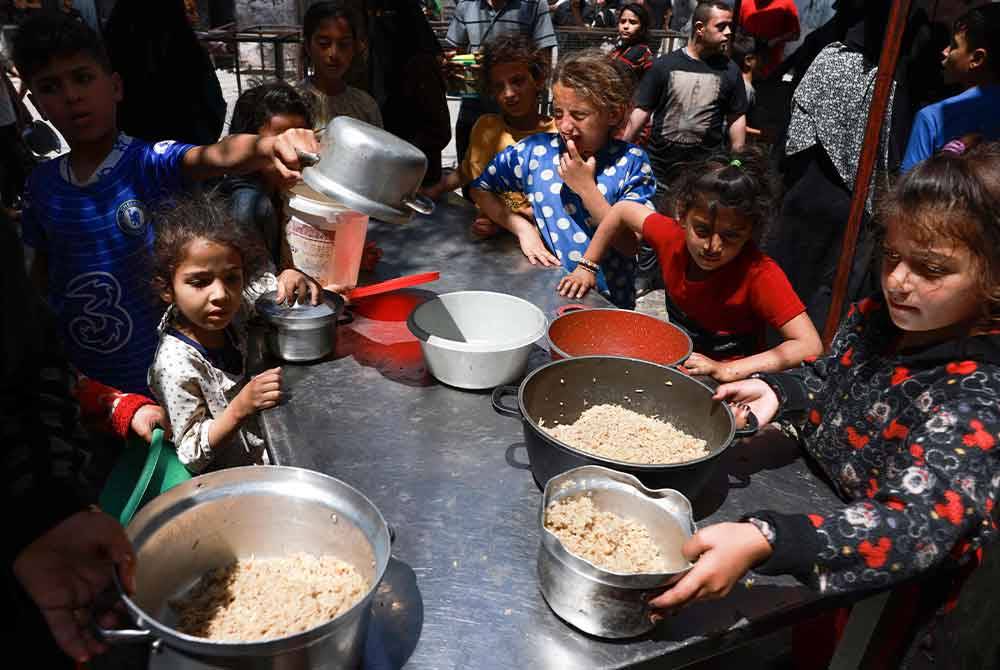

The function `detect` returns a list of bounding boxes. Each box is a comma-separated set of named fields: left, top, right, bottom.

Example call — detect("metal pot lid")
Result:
left=303, top=167, right=432, bottom=226
left=255, top=289, right=343, bottom=324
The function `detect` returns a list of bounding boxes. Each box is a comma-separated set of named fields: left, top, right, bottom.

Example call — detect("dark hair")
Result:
left=670, top=147, right=776, bottom=232
left=618, top=4, right=651, bottom=45
left=478, top=34, right=549, bottom=96
left=954, top=4, right=1000, bottom=77
left=13, top=11, right=111, bottom=86
left=879, top=139, right=1000, bottom=331
left=551, top=49, right=634, bottom=124
left=692, top=1, right=733, bottom=35
left=729, top=31, right=758, bottom=69
left=151, top=193, right=269, bottom=302
left=301, top=2, right=362, bottom=71
left=229, top=80, right=314, bottom=135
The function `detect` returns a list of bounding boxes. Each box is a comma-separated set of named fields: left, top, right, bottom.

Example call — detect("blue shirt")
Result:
left=21, top=135, right=194, bottom=394
left=471, top=133, right=656, bottom=308
left=901, top=85, right=1000, bottom=172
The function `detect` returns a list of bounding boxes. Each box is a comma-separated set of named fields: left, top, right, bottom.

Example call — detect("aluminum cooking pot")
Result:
left=538, top=466, right=695, bottom=638
left=547, top=305, right=693, bottom=366
left=492, top=356, right=757, bottom=498
left=302, top=116, right=434, bottom=225
left=256, top=289, right=349, bottom=362
left=96, top=466, right=392, bottom=670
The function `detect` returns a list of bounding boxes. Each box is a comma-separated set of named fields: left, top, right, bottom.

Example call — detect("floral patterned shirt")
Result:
left=752, top=297, right=1000, bottom=594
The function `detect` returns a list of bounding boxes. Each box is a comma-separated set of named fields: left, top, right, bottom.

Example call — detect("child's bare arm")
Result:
left=421, top=170, right=463, bottom=201
left=682, top=312, right=823, bottom=382
left=556, top=200, right=649, bottom=298
left=470, top=188, right=559, bottom=266
left=181, top=129, right=319, bottom=184
left=208, top=368, right=282, bottom=448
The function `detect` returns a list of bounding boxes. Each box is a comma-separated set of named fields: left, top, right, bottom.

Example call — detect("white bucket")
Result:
left=285, top=185, right=369, bottom=288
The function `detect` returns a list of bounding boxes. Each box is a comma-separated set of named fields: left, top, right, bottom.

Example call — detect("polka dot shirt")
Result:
left=471, top=132, right=656, bottom=309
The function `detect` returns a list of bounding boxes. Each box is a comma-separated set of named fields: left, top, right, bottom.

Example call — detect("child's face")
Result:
left=307, top=17, right=357, bottom=84
left=552, top=83, right=621, bottom=159
left=258, top=113, right=310, bottom=191
left=30, top=53, right=121, bottom=146
left=681, top=200, right=753, bottom=272
left=880, top=219, right=980, bottom=334
left=489, top=62, right=540, bottom=121
left=618, top=10, right=643, bottom=42
left=165, top=239, right=245, bottom=336
left=942, top=30, right=983, bottom=85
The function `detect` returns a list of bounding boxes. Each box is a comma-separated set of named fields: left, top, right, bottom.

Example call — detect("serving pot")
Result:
left=97, top=466, right=392, bottom=670
left=492, top=356, right=756, bottom=498
left=548, top=305, right=692, bottom=367
left=538, top=466, right=695, bottom=638
left=407, top=291, right=547, bottom=389
left=303, top=117, right=434, bottom=225
left=256, top=289, right=349, bottom=362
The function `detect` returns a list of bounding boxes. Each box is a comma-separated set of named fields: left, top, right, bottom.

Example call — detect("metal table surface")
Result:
left=258, top=198, right=857, bottom=669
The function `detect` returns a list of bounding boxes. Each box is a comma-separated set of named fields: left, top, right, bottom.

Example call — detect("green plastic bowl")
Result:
left=99, top=427, right=192, bottom=526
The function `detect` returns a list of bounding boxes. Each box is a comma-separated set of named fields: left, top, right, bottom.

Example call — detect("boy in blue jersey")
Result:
left=901, top=5, right=1000, bottom=172
left=13, top=14, right=320, bottom=395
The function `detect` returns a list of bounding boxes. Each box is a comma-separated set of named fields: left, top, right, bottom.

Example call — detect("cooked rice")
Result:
left=169, top=553, right=369, bottom=641
left=544, top=494, right=669, bottom=573
left=541, top=403, right=708, bottom=464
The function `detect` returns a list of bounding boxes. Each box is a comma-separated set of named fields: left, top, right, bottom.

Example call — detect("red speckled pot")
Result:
left=547, top=306, right=692, bottom=367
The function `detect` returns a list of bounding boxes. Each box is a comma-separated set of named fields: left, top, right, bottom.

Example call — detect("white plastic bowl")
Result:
left=407, top=291, right=547, bottom=389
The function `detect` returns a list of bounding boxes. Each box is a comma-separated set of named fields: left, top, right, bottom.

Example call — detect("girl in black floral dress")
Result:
left=650, top=142, right=1000, bottom=612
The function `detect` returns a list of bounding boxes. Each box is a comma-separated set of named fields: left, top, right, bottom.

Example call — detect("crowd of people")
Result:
left=3, top=0, right=1000, bottom=667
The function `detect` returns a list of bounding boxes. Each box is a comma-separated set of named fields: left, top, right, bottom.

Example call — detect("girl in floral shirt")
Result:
left=653, top=143, right=1000, bottom=609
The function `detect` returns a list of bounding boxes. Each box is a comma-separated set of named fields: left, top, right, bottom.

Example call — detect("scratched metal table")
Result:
left=255, top=198, right=859, bottom=669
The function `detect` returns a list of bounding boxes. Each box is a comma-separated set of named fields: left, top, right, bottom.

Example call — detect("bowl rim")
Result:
left=547, top=307, right=693, bottom=366
left=407, top=290, right=548, bottom=353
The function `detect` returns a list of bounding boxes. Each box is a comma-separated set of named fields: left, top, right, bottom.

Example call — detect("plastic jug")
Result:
left=285, top=184, right=369, bottom=288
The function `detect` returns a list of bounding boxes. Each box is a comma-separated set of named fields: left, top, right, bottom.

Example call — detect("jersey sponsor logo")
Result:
left=115, top=199, right=148, bottom=236
left=153, top=140, right=176, bottom=155
left=65, top=272, right=133, bottom=353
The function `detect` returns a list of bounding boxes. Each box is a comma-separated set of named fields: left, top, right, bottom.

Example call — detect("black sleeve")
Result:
left=635, top=56, right=668, bottom=111
left=725, top=64, right=749, bottom=117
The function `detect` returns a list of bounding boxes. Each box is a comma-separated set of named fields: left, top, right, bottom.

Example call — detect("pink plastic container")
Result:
left=285, top=184, right=369, bottom=288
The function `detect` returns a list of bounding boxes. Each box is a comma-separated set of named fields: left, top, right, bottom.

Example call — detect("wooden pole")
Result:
left=821, top=0, right=914, bottom=346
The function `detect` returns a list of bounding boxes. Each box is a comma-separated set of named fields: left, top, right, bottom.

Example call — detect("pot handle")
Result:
left=491, top=385, right=522, bottom=418
left=733, top=410, right=759, bottom=439
left=402, top=194, right=435, bottom=216
left=338, top=311, right=354, bottom=326
left=89, top=577, right=154, bottom=645
left=555, top=303, right=588, bottom=317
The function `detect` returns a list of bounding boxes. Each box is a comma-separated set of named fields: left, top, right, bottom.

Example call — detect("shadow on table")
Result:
left=691, top=426, right=803, bottom=521
left=364, top=557, right=424, bottom=670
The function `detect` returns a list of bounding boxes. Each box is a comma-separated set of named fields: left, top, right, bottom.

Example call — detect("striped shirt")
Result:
left=21, top=134, right=194, bottom=395
left=446, top=0, right=557, bottom=52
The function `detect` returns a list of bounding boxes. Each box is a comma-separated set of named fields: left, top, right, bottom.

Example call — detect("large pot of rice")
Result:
left=492, top=356, right=757, bottom=498
left=99, top=466, right=391, bottom=669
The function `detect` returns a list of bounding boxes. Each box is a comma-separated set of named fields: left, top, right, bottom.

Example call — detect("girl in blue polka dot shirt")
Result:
left=470, top=50, right=656, bottom=309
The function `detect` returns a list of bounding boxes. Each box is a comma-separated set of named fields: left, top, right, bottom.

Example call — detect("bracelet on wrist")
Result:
left=577, top=257, right=599, bottom=273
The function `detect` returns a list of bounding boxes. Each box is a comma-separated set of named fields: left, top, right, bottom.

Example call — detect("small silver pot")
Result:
left=538, top=466, right=696, bottom=638
left=256, top=290, right=348, bottom=362
left=97, top=466, right=392, bottom=669
left=303, top=117, right=434, bottom=225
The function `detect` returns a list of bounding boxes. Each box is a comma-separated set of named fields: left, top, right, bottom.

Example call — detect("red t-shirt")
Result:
left=739, top=0, right=800, bottom=78
left=642, top=212, right=805, bottom=353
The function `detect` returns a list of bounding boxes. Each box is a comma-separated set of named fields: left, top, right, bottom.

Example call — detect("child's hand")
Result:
left=558, top=139, right=597, bottom=195
left=712, top=378, right=779, bottom=426
left=270, top=128, right=320, bottom=188
left=557, top=266, right=597, bottom=299
left=130, top=404, right=171, bottom=442
left=682, top=353, right=743, bottom=382
left=517, top=228, right=560, bottom=266
left=234, top=367, right=283, bottom=418
left=648, top=522, right=772, bottom=612
left=470, top=215, right=500, bottom=239
left=276, top=269, right=322, bottom=305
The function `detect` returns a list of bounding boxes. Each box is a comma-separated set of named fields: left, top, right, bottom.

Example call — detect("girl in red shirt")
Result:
left=557, top=150, right=822, bottom=382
